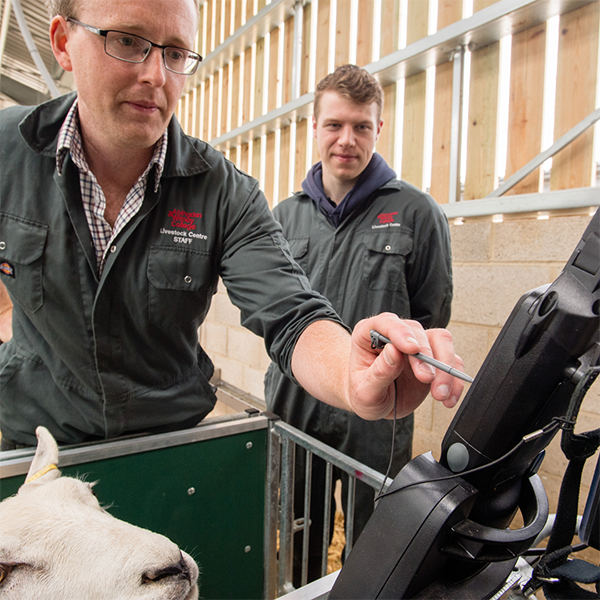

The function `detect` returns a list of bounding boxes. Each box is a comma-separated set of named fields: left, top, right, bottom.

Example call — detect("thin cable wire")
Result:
left=376, top=380, right=398, bottom=500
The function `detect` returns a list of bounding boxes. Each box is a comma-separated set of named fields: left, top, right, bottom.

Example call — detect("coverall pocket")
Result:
left=147, top=245, right=216, bottom=329
left=287, top=237, right=310, bottom=273
left=0, top=213, right=48, bottom=312
left=362, top=231, right=412, bottom=292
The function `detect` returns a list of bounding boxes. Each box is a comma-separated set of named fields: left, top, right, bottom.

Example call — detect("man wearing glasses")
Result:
left=0, top=0, right=463, bottom=449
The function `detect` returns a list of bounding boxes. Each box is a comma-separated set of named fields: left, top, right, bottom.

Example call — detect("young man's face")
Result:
left=313, top=90, right=383, bottom=191
left=50, top=0, right=198, bottom=153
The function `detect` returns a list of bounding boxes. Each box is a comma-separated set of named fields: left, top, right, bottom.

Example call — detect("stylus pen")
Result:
left=370, top=330, right=474, bottom=383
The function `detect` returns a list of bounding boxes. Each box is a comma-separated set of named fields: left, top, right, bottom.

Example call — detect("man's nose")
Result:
left=338, top=125, right=355, bottom=146
left=139, top=47, right=167, bottom=86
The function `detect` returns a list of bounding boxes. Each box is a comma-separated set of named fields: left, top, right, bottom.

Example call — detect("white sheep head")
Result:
left=0, top=426, right=199, bottom=600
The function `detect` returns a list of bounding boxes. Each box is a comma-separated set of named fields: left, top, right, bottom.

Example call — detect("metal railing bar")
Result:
left=449, top=46, right=465, bottom=204
left=265, top=422, right=282, bottom=599
left=320, top=461, right=333, bottom=579
left=11, top=0, right=60, bottom=97
left=301, top=449, right=312, bottom=588
left=279, top=435, right=296, bottom=596
left=273, top=422, right=387, bottom=492
left=443, top=187, right=599, bottom=219
left=487, top=108, right=600, bottom=198
left=344, top=478, right=356, bottom=561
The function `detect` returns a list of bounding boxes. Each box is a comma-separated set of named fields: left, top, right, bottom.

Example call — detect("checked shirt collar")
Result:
left=56, top=99, right=168, bottom=275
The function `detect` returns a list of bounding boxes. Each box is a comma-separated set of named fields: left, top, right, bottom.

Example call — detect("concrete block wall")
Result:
left=201, top=213, right=599, bottom=517
left=415, top=213, right=599, bottom=520
left=200, top=279, right=271, bottom=400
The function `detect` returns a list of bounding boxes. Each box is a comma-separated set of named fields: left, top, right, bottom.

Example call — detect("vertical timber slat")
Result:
left=550, top=1, right=599, bottom=191
left=335, top=0, right=351, bottom=68
left=265, top=131, right=277, bottom=207
left=380, top=0, right=399, bottom=57
left=242, top=46, right=254, bottom=124
left=268, top=26, right=281, bottom=113
left=221, top=64, right=230, bottom=136
left=283, top=15, right=295, bottom=105
left=211, top=70, right=221, bottom=141
left=215, top=0, right=223, bottom=48
left=301, top=2, right=312, bottom=97
left=279, top=125, right=292, bottom=201
left=401, top=0, right=429, bottom=190
left=430, top=0, right=463, bottom=204
left=464, top=0, right=502, bottom=200
left=295, top=119, right=309, bottom=191
left=315, top=0, right=331, bottom=84
left=202, top=77, right=211, bottom=142
left=255, top=37, right=266, bottom=120
left=231, top=56, right=242, bottom=130
left=377, top=84, right=396, bottom=168
left=505, top=22, right=546, bottom=195
left=356, top=0, right=374, bottom=67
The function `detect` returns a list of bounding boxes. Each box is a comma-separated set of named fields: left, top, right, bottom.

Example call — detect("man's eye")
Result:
left=168, top=49, right=185, bottom=61
left=116, top=35, right=136, bottom=47
left=115, top=35, right=147, bottom=53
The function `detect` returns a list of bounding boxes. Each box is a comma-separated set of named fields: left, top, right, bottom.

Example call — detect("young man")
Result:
left=0, top=1, right=462, bottom=450
left=265, top=65, right=453, bottom=585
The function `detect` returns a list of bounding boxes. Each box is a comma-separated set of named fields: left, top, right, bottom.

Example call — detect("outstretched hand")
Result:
left=347, top=313, right=464, bottom=420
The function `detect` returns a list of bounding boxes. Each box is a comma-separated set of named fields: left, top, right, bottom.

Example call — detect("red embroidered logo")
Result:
left=0, top=261, right=14, bottom=277
left=377, top=212, right=398, bottom=225
left=168, top=209, right=202, bottom=231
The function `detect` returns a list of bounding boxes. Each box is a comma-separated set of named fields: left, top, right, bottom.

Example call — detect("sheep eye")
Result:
left=0, top=564, right=13, bottom=583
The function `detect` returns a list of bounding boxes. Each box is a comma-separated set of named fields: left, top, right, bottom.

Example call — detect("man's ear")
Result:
left=49, top=16, right=74, bottom=72
left=312, top=115, right=318, bottom=139
left=375, top=118, right=384, bottom=142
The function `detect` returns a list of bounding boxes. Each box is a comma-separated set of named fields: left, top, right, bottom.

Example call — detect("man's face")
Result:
left=313, top=91, right=383, bottom=189
left=51, top=0, right=198, bottom=152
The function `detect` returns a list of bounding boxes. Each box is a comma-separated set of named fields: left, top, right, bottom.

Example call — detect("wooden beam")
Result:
left=550, top=1, right=599, bottom=190
left=431, top=0, right=463, bottom=204
left=401, top=0, right=429, bottom=189
left=505, top=22, right=546, bottom=195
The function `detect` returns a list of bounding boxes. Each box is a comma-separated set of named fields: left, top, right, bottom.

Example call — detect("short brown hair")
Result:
left=43, top=0, right=200, bottom=19
left=44, top=0, right=78, bottom=19
left=314, top=64, right=384, bottom=121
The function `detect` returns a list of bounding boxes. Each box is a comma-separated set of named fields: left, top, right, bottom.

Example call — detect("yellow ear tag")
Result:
left=25, top=463, right=58, bottom=483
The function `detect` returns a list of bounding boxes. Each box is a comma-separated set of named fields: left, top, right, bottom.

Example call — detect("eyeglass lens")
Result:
left=105, top=31, right=199, bottom=75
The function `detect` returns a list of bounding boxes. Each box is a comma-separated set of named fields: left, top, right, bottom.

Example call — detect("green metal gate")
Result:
left=0, top=411, right=269, bottom=600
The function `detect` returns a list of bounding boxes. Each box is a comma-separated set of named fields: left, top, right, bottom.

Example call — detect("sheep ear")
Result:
left=22, top=427, right=61, bottom=489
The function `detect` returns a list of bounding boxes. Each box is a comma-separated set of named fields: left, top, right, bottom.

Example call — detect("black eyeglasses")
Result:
left=67, top=18, right=202, bottom=76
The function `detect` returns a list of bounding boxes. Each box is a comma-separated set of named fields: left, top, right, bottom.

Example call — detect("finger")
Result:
left=356, top=313, right=425, bottom=356
left=440, top=354, right=466, bottom=408
left=423, top=330, right=465, bottom=407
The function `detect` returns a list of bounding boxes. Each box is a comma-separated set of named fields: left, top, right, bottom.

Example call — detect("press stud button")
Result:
left=184, top=275, right=192, bottom=283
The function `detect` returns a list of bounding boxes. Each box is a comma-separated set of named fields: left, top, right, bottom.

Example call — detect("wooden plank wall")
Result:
left=187, top=0, right=600, bottom=529
left=178, top=0, right=598, bottom=207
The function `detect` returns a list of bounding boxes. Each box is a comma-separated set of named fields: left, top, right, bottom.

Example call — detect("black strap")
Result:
left=526, top=366, right=600, bottom=599
left=543, top=558, right=600, bottom=600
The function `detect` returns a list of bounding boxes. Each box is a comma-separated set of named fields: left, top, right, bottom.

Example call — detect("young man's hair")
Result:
left=314, top=64, right=384, bottom=121
left=44, top=0, right=200, bottom=19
